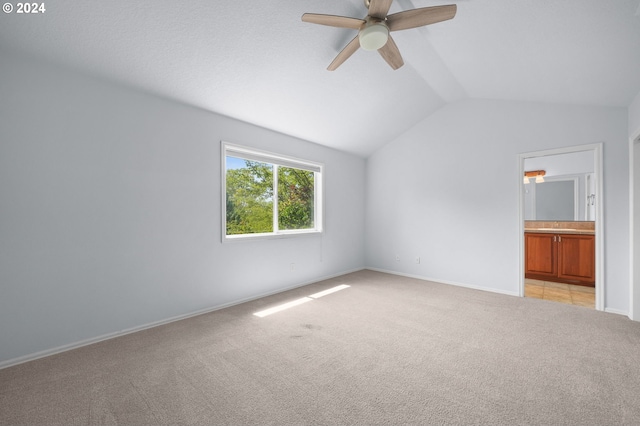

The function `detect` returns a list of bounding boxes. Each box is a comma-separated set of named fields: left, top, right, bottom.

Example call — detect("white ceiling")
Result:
left=1, top=0, right=639, bottom=156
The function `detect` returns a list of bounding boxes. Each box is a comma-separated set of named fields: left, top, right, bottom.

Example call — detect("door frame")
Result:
left=518, top=143, right=604, bottom=311
left=630, top=132, right=640, bottom=321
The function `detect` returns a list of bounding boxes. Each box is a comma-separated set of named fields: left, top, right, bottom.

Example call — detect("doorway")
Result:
left=518, top=144, right=604, bottom=311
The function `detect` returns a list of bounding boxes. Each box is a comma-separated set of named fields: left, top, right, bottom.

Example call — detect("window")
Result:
left=222, top=142, right=323, bottom=240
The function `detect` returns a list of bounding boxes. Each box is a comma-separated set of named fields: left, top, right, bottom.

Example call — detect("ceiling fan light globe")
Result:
left=359, top=23, right=389, bottom=51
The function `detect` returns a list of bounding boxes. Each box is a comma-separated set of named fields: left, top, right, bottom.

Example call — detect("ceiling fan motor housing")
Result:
left=359, top=18, right=390, bottom=51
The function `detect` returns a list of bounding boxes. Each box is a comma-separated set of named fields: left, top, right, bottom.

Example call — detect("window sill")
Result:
left=222, top=230, right=323, bottom=243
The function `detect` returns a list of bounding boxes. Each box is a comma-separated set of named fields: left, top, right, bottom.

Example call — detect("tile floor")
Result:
left=524, top=279, right=595, bottom=308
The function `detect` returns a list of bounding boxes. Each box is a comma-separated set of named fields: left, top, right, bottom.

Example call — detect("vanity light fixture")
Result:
left=524, top=170, right=546, bottom=184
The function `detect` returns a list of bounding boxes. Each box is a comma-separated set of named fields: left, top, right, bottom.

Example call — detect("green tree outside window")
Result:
left=226, top=157, right=315, bottom=236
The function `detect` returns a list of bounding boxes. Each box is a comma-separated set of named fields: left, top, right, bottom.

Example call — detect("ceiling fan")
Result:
left=302, top=0, right=456, bottom=71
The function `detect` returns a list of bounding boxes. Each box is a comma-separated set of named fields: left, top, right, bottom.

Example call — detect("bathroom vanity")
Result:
left=524, top=221, right=595, bottom=286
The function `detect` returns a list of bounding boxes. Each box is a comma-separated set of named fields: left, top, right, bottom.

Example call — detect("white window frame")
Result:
left=221, top=142, right=324, bottom=242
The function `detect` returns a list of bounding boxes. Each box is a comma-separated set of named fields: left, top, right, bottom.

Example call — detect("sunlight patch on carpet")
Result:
left=309, top=284, right=350, bottom=299
left=253, top=284, right=350, bottom=317
left=253, top=298, right=313, bottom=318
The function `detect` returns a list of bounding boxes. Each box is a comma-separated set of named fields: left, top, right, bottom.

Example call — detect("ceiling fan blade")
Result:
left=378, top=35, right=404, bottom=70
left=302, top=13, right=365, bottom=29
left=368, top=0, right=393, bottom=19
left=387, top=5, right=457, bottom=32
left=328, top=36, right=361, bottom=71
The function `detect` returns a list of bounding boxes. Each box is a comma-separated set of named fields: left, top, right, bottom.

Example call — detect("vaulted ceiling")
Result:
left=1, top=0, right=639, bottom=156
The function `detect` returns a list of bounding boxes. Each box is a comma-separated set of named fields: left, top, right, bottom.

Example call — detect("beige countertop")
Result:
left=524, top=221, right=595, bottom=235
left=524, top=228, right=595, bottom=235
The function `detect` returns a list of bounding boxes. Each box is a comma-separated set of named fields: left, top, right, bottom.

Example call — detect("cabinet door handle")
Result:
left=553, top=235, right=557, bottom=242
left=558, top=235, right=562, bottom=243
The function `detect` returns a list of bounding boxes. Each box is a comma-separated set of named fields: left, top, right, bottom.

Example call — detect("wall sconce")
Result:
left=524, top=170, right=546, bottom=184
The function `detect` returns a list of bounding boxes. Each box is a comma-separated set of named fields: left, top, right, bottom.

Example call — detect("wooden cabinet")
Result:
left=525, top=232, right=595, bottom=286
left=556, top=234, right=596, bottom=285
left=524, top=233, right=557, bottom=280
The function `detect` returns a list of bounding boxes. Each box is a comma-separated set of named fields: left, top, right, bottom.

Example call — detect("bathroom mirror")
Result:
left=523, top=151, right=596, bottom=221
left=527, top=177, right=578, bottom=220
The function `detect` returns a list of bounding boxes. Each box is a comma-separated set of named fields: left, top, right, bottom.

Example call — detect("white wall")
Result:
left=629, top=91, right=640, bottom=138
left=365, top=99, right=629, bottom=313
left=0, top=50, right=366, bottom=366
left=524, top=151, right=594, bottom=177
left=631, top=90, right=640, bottom=321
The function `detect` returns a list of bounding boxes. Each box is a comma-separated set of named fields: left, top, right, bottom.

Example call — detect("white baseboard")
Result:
left=367, top=267, right=632, bottom=317
left=604, top=307, right=629, bottom=317
left=6, top=266, right=623, bottom=370
left=365, top=267, right=520, bottom=297
left=0, top=267, right=365, bottom=371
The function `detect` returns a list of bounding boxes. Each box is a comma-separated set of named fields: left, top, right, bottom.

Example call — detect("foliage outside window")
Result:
left=222, top=143, right=323, bottom=240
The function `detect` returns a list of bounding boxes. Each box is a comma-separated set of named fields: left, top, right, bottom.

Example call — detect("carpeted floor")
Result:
left=1, top=270, right=640, bottom=425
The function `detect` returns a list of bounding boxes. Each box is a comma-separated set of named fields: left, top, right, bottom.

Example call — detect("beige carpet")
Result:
left=1, top=270, right=640, bottom=425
